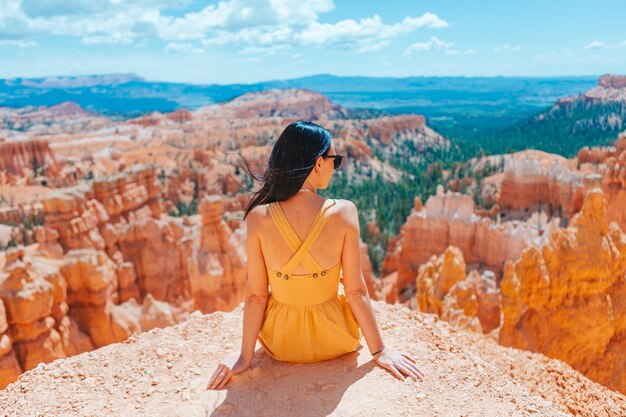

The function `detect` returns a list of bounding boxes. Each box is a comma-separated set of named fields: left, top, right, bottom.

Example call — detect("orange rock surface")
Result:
left=0, top=140, right=59, bottom=178
left=0, top=244, right=189, bottom=388
left=500, top=187, right=626, bottom=394
left=188, top=195, right=246, bottom=313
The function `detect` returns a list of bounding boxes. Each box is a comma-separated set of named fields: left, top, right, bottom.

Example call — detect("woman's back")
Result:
left=256, top=195, right=347, bottom=276
left=254, top=196, right=363, bottom=363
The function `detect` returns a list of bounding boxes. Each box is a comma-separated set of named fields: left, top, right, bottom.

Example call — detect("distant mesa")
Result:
left=556, top=73, right=626, bottom=105
left=19, top=73, right=144, bottom=89
left=598, top=74, right=626, bottom=89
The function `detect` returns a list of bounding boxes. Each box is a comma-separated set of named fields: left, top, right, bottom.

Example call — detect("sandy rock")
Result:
left=1, top=301, right=624, bottom=416
left=366, top=115, right=426, bottom=145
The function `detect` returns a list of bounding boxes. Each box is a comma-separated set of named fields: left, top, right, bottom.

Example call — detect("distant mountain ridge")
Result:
left=0, top=73, right=598, bottom=119
left=14, top=73, right=145, bottom=88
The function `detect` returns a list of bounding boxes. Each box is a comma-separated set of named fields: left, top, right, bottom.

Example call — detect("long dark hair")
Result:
left=239, top=120, right=332, bottom=220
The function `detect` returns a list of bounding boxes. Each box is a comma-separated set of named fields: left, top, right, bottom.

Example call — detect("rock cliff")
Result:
left=1, top=301, right=624, bottom=416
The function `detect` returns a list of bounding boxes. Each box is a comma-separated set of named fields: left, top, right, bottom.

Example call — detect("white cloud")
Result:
left=584, top=40, right=626, bottom=50
left=405, top=36, right=454, bottom=54
left=584, top=41, right=608, bottom=50
left=0, top=1, right=450, bottom=54
left=0, top=39, right=37, bottom=47
left=201, top=26, right=292, bottom=47
left=492, top=44, right=521, bottom=53
left=269, top=0, right=335, bottom=24
left=464, top=48, right=476, bottom=55
left=239, top=44, right=289, bottom=55
left=355, top=39, right=391, bottom=53
left=81, top=33, right=135, bottom=45
left=295, top=13, right=448, bottom=53
left=165, top=41, right=205, bottom=54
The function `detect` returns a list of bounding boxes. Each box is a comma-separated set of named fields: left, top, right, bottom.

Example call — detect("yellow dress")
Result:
left=258, top=198, right=362, bottom=363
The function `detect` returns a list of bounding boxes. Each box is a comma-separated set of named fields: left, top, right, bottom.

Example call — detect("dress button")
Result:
left=277, top=272, right=282, bottom=277
left=312, top=273, right=318, bottom=278
left=321, top=271, right=326, bottom=276
left=284, top=275, right=289, bottom=280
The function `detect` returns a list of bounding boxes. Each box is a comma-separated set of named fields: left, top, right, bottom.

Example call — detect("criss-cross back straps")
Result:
left=268, top=198, right=336, bottom=277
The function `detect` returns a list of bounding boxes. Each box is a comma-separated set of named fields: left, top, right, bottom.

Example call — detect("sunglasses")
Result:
left=322, top=154, right=344, bottom=169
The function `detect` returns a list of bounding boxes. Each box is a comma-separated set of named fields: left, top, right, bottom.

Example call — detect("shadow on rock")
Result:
left=206, top=347, right=373, bottom=417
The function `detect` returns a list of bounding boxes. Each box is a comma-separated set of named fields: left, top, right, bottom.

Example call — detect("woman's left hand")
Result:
left=373, top=348, right=425, bottom=382
left=207, top=353, right=250, bottom=390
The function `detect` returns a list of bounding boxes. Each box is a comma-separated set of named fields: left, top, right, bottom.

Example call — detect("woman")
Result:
left=208, top=120, right=425, bottom=390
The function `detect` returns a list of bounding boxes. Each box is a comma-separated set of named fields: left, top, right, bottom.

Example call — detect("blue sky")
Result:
left=1, top=0, right=625, bottom=84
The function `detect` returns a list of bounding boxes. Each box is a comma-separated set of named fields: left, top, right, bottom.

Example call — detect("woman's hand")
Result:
left=373, top=349, right=425, bottom=382
left=207, top=353, right=250, bottom=390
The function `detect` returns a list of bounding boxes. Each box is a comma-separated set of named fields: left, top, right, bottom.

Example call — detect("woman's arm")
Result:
left=339, top=200, right=425, bottom=382
left=339, top=201, right=384, bottom=355
left=208, top=209, right=269, bottom=389
left=240, top=209, right=270, bottom=366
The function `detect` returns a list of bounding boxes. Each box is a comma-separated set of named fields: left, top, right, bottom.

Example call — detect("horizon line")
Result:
left=0, top=72, right=608, bottom=87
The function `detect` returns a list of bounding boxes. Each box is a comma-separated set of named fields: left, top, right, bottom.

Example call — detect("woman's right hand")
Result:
left=373, top=349, right=425, bottom=382
left=207, top=353, right=250, bottom=390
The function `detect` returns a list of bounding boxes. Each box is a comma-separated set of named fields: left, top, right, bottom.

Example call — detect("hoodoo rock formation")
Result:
left=496, top=151, right=584, bottom=220
left=390, top=185, right=626, bottom=397
left=500, top=187, right=626, bottom=395
left=416, top=246, right=501, bottom=334
left=381, top=185, right=559, bottom=302
left=0, top=244, right=191, bottom=389
left=0, top=139, right=59, bottom=178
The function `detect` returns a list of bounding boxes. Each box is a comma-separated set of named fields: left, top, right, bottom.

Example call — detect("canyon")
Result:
left=2, top=79, right=626, bottom=413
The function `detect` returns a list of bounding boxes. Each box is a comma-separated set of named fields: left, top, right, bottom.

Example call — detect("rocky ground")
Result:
left=1, top=300, right=624, bottom=417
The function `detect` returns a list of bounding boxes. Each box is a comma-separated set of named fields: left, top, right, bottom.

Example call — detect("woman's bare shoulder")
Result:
left=245, top=204, right=270, bottom=226
left=333, top=198, right=356, bottom=210
left=332, top=199, right=358, bottom=225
